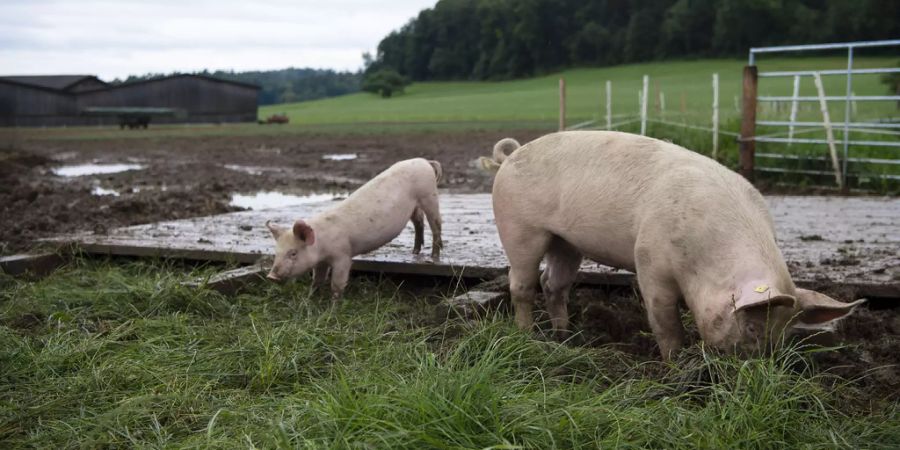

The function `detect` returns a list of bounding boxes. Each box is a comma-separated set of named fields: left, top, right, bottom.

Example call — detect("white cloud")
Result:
left=0, top=0, right=435, bottom=79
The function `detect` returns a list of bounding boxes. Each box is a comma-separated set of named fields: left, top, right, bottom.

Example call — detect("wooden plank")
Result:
left=183, top=263, right=267, bottom=295
left=795, top=280, right=900, bottom=300
left=445, top=290, right=509, bottom=318
left=44, top=194, right=899, bottom=298
left=0, top=252, right=66, bottom=278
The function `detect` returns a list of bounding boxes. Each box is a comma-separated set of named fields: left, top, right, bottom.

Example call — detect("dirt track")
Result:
left=1, top=131, right=543, bottom=254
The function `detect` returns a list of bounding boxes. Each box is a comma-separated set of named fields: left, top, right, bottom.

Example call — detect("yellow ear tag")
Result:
left=754, top=284, right=769, bottom=293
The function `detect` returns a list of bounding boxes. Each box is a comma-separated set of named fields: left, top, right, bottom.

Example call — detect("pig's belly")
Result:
left=555, top=229, right=637, bottom=271
left=350, top=204, right=416, bottom=255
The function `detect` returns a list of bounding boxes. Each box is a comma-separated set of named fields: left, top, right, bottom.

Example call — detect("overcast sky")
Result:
left=0, top=0, right=436, bottom=80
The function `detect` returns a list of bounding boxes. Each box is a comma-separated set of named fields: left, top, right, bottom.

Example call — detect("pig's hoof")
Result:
left=552, top=329, right=573, bottom=342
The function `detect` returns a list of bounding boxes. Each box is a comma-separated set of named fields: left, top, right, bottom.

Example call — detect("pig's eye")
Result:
left=287, top=250, right=298, bottom=259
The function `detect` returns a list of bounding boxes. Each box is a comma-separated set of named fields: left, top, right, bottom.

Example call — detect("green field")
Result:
left=7, top=56, right=896, bottom=190
left=2, top=258, right=898, bottom=448
left=255, top=56, right=897, bottom=191
left=261, top=57, right=898, bottom=127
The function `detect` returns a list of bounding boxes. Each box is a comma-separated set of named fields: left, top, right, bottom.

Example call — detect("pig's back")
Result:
left=320, top=158, right=438, bottom=254
left=340, top=158, right=436, bottom=206
left=492, top=131, right=773, bottom=269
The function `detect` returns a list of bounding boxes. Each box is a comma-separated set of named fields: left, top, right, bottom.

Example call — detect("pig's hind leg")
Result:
left=418, top=193, right=443, bottom=260
left=540, top=236, right=582, bottom=336
left=499, top=224, right=553, bottom=331
left=411, top=207, right=425, bottom=255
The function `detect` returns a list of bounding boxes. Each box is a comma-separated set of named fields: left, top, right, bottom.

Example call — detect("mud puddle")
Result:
left=52, top=163, right=145, bottom=177
left=223, top=164, right=282, bottom=176
left=91, top=186, right=120, bottom=196
left=229, top=191, right=348, bottom=210
left=322, top=153, right=358, bottom=161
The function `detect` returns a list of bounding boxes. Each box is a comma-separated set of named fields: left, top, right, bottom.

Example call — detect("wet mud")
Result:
left=1, top=131, right=542, bottom=253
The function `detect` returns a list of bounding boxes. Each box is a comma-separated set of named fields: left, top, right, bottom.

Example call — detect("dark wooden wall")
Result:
left=1, top=75, right=259, bottom=127
left=0, top=83, right=76, bottom=126
left=78, top=76, right=258, bottom=122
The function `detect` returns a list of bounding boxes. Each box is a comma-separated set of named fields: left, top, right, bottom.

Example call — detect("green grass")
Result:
left=9, top=56, right=895, bottom=140
left=2, top=258, right=898, bottom=448
left=4, top=56, right=896, bottom=191
left=261, top=56, right=898, bottom=126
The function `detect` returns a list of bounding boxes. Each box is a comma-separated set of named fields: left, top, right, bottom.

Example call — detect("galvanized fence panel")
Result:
left=748, top=39, right=900, bottom=188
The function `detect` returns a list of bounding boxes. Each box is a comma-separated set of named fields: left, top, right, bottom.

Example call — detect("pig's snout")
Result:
left=266, top=271, right=282, bottom=283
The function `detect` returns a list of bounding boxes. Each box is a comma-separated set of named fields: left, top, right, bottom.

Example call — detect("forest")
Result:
left=367, top=0, right=900, bottom=80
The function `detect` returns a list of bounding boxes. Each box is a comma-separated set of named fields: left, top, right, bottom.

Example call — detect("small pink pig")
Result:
left=266, top=158, right=443, bottom=300
left=482, top=131, right=864, bottom=359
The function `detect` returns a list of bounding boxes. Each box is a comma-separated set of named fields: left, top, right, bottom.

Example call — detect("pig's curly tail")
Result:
left=428, top=160, right=443, bottom=184
left=479, top=137, right=520, bottom=173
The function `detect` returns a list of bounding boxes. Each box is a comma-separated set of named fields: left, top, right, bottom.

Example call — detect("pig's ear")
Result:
left=734, top=283, right=795, bottom=314
left=292, top=220, right=315, bottom=245
left=266, top=220, right=284, bottom=239
left=734, top=293, right=796, bottom=314
left=794, top=288, right=865, bottom=328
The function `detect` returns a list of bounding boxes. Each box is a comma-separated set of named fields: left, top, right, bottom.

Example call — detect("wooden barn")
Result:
left=0, top=74, right=259, bottom=127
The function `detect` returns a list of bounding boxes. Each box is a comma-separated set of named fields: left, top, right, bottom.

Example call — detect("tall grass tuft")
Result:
left=1, top=258, right=897, bottom=448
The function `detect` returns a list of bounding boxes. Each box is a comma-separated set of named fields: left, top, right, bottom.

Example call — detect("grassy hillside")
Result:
left=261, top=57, right=898, bottom=126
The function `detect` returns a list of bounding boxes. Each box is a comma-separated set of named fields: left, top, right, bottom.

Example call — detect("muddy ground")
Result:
left=542, top=286, right=900, bottom=402
left=0, top=131, right=543, bottom=254
left=1, top=129, right=898, bottom=401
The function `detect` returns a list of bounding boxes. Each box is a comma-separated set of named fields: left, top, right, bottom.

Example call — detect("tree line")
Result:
left=113, top=68, right=361, bottom=105
left=367, top=0, right=900, bottom=81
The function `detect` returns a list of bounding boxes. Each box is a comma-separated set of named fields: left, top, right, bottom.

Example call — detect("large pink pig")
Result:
left=482, top=131, right=864, bottom=359
left=266, top=158, right=443, bottom=301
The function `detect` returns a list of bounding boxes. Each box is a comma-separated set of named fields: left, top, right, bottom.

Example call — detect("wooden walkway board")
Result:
left=48, top=194, right=900, bottom=296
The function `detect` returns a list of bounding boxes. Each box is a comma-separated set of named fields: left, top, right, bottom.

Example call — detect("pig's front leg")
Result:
left=329, top=256, right=352, bottom=303
left=311, top=262, right=330, bottom=294
left=637, top=271, right=685, bottom=361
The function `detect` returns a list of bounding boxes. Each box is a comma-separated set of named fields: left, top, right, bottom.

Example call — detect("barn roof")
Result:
left=102, top=74, right=261, bottom=91
left=0, top=75, right=107, bottom=91
left=0, top=74, right=259, bottom=94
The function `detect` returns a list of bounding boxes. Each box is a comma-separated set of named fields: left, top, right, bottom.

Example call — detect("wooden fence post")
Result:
left=640, top=75, right=649, bottom=135
left=739, top=65, right=758, bottom=181
left=654, top=79, right=660, bottom=114
left=712, top=73, right=719, bottom=159
left=812, top=72, right=844, bottom=189
left=559, top=78, right=566, bottom=131
left=605, top=80, right=612, bottom=130
left=660, top=91, right=665, bottom=118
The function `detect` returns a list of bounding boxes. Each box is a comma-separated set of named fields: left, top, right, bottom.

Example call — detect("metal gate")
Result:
left=739, top=39, right=900, bottom=189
